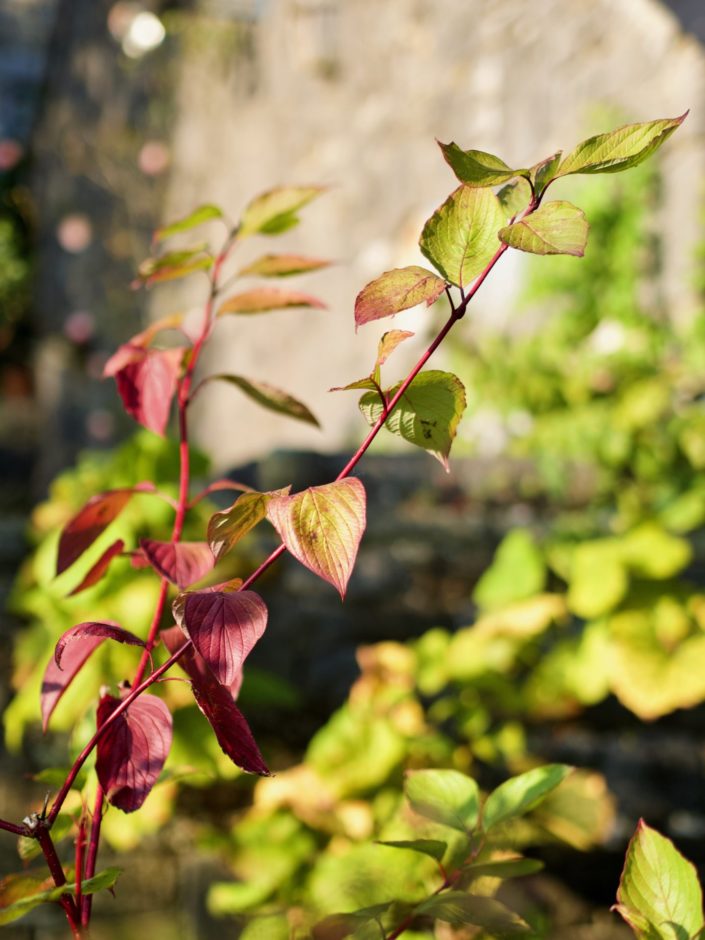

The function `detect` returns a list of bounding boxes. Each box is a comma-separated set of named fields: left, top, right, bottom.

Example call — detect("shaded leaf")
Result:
left=532, top=151, right=563, bottom=196
left=162, top=623, right=242, bottom=701
left=208, top=488, right=290, bottom=560
left=67, top=538, right=125, bottom=596
left=377, top=839, right=447, bottom=862
left=420, top=186, right=505, bottom=287
left=557, top=113, right=687, bottom=177
left=55, top=621, right=145, bottom=669
left=56, top=483, right=155, bottom=575
left=41, top=635, right=105, bottom=732
left=205, top=374, right=319, bottom=426
left=112, top=346, right=184, bottom=436
left=497, top=178, right=532, bottom=218
left=154, top=204, right=223, bottom=241
left=359, top=370, right=466, bottom=470
left=218, top=287, right=326, bottom=315
left=313, top=903, right=392, bottom=940
left=267, top=478, right=367, bottom=599
left=482, top=764, right=572, bottom=831
left=177, top=589, right=268, bottom=687
left=439, top=141, right=527, bottom=187
left=238, top=253, right=330, bottom=277
left=139, top=539, right=214, bottom=589
left=239, top=186, right=325, bottom=237
left=0, top=864, right=122, bottom=925
left=96, top=692, right=173, bottom=813
left=102, top=316, right=186, bottom=378
left=418, top=891, right=531, bottom=934
left=354, top=266, right=446, bottom=329
left=499, top=201, right=588, bottom=257
left=615, top=820, right=704, bottom=940
left=405, top=768, right=480, bottom=833
left=375, top=330, right=415, bottom=369
left=462, top=858, right=544, bottom=881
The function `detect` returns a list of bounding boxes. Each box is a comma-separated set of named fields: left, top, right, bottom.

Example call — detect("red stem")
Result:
left=74, top=811, right=87, bottom=912
left=81, top=784, right=104, bottom=927
left=0, top=817, right=26, bottom=836
left=36, top=826, right=82, bottom=937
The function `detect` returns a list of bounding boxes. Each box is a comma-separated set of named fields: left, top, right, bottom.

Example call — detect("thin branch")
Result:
left=81, top=784, right=104, bottom=927
left=35, top=825, right=81, bottom=936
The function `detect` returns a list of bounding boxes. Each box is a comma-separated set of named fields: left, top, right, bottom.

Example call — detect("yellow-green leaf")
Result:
left=217, top=287, right=326, bottom=315
left=205, top=374, right=319, bottom=426
left=405, top=768, right=480, bottom=833
left=238, top=253, right=331, bottom=278
left=438, top=141, right=528, bottom=187
left=354, top=266, right=446, bottom=329
left=499, top=201, right=588, bottom=257
left=208, top=488, right=290, bottom=560
left=239, top=186, right=325, bottom=237
left=154, top=204, right=223, bottom=242
left=482, top=764, right=572, bottom=831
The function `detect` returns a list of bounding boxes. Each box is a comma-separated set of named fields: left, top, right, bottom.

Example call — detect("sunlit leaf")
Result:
left=218, top=287, right=326, bottom=315
left=354, top=266, right=446, bottom=329
left=375, top=330, right=415, bottom=369
left=418, top=891, right=531, bottom=933
left=405, top=769, right=480, bottom=833
left=111, top=346, right=184, bottom=436
left=267, top=478, right=367, bottom=598
left=614, top=820, right=704, bottom=939
left=532, top=151, right=562, bottom=196
left=499, top=201, right=588, bottom=257
left=204, top=374, right=319, bottom=426
left=482, top=764, right=572, bottom=831
left=67, top=538, right=125, bottom=596
left=239, top=186, right=325, bottom=237
left=54, top=621, right=145, bottom=669
left=419, top=186, right=505, bottom=287
left=238, top=253, right=330, bottom=277
left=473, top=529, right=546, bottom=612
left=438, top=141, right=527, bottom=187
left=154, top=204, right=223, bottom=241
left=40, top=635, right=105, bottom=732
left=139, top=539, right=215, bottom=588
left=208, top=488, right=290, bottom=560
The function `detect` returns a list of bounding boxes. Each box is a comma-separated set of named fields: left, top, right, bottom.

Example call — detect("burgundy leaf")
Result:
left=102, top=342, right=144, bottom=377
left=56, top=483, right=155, bottom=576
left=54, top=622, right=145, bottom=670
left=67, top=539, right=125, bottom=596
left=176, top=589, right=267, bottom=687
left=96, top=693, right=173, bottom=813
left=161, top=627, right=267, bottom=774
left=41, top=636, right=105, bottom=732
left=161, top=625, right=242, bottom=700
left=139, top=539, right=215, bottom=589
left=112, top=346, right=184, bottom=436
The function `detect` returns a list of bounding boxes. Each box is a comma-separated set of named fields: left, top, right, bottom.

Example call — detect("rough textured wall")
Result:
left=159, top=0, right=705, bottom=470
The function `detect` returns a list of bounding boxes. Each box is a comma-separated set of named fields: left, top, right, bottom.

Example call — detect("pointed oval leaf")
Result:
left=329, top=377, right=380, bottom=393
left=418, top=892, right=531, bottom=934
left=217, top=287, right=326, bottom=315
left=557, top=113, right=687, bottom=177
left=267, top=478, right=366, bottom=598
left=205, top=374, right=319, bottom=426
left=239, top=186, right=325, bottom=237
left=482, top=764, right=572, bottom=831
left=354, top=266, right=446, bottom=329
left=55, top=621, right=145, bottom=670
left=439, top=141, right=527, bottom=187
left=41, top=635, right=105, bottom=732
left=56, top=484, right=155, bottom=575
left=139, top=539, right=215, bottom=589
left=161, top=624, right=243, bottom=699
left=405, top=769, right=480, bottom=833
left=377, top=839, right=447, bottom=862
left=420, top=186, right=505, bottom=287
left=113, top=346, right=184, bottom=436
left=375, top=330, right=415, bottom=369
left=499, top=201, right=588, bottom=257
left=238, top=253, right=331, bottom=277
left=0, top=873, right=66, bottom=926
left=532, top=151, right=563, bottom=197
left=615, top=820, right=704, bottom=939
left=96, top=693, right=173, bottom=813
left=67, top=538, right=125, bottom=596
left=359, top=370, right=466, bottom=470
left=178, top=589, right=268, bottom=687
left=208, top=488, right=290, bottom=560
left=134, top=249, right=213, bottom=288
left=154, top=204, right=223, bottom=241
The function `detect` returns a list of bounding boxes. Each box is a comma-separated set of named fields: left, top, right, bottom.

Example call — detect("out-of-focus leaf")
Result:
left=139, top=539, right=214, bottom=589
left=482, top=764, right=572, bottom=831
left=112, top=346, right=184, bottom=436
left=238, top=253, right=330, bottom=277
left=405, top=769, right=479, bottom=833
left=204, top=374, right=319, bottom=426
left=239, top=186, right=325, bottom=237
left=377, top=839, right=447, bottom=862
left=472, top=530, right=546, bottom=612
left=418, top=891, right=531, bottom=933
left=40, top=634, right=106, bottom=732
left=154, top=204, right=223, bottom=241
left=218, top=287, right=326, bottom=315
left=67, top=538, right=125, bottom=595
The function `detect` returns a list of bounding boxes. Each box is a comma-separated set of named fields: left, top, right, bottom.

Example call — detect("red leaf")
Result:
left=161, top=627, right=267, bottom=775
left=161, top=625, right=242, bottom=700
left=176, top=589, right=267, bottom=688
left=112, top=346, right=184, bottom=436
left=54, top=622, right=145, bottom=670
left=57, top=483, right=155, bottom=576
left=67, top=539, right=125, bottom=596
left=96, top=693, right=173, bottom=813
left=267, top=478, right=366, bottom=598
left=139, top=539, right=215, bottom=589
left=41, top=636, right=105, bottom=732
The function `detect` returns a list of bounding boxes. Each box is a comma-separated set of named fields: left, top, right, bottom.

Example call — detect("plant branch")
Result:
left=35, top=825, right=82, bottom=936
left=0, top=816, right=26, bottom=836
left=81, top=784, right=104, bottom=927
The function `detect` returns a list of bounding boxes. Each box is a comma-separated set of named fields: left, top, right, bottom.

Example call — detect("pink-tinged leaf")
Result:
left=54, top=621, right=145, bottom=670
left=375, top=330, right=415, bottom=369
left=56, top=483, right=155, bottom=576
left=354, top=266, right=446, bottom=329
left=96, top=693, right=172, bottom=813
left=217, top=288, right=326, bottom=316
left=134, top=248, right=213, bottom=288
left=103, top=317, right=186, bottom=378
left=67, top=539, right=125, bottom=596
left=41, top=636, right=105, bottom=732
left=139, top=539, right=215, bottom=589
left=161, top=627, right=266, bottom=774
left=267, top=478, right=366, bottom=599
left=238, top=253, right=331, bottom=278
left=189, top=478, right=254, bottom=509
left=208, top=488, right=290, bottom=560
left=176, top=589, right=268, bottom=687
left=113, top=346, right=184, bottom=436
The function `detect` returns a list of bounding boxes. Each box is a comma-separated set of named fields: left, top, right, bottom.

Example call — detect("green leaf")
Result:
left=330, top=377, right=381, bottom=393
left=208, top=488, right=290, bottom=560
left=462, top=857, right=544, bottom=881
left=313, top=904, right=392, bottom=940
left=154, top=204, right=223, bottom=241
left=417, top=891, right=531, bottom=934
left=359, top=370, right=466, bottom=470
left=472, top=529, right=546, bottom=612
left=438, top=142, right=528, bottom=187
left=0, top=866, right=121, bottom=926
left=217, top=287, right=326, bottom=315
left=615, top=820, right=704, bottom=940
left=79, top=867, right=122, bottom=894
left=568, top=540, right=628, bottom=618
left=204, top=374, right=319, bottom=426
left=136, top=249, right=213, bottom=286
left=557, top=113, right=687, bottom=177
left=238, top=253, right=330, bottom=277
left=532, top=151, right=563, bottom=196
left=620, top=524, right=692, bottom=580
left=420, top=186, right=505, bottom=287
left=499, top=201, right=588, bottom=257
left=239, top=186, right=325, bottom=237
left=354, top=266, right=446, bottom=329
left=377, top=839, right=447, bottom=862
left=240, top=915, right=291, bottom=940
left=482, top=764, right=572, bottom=831
left=405, top=768, right=480, bottom=833
left=497, top=178, right=532, bottom=218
